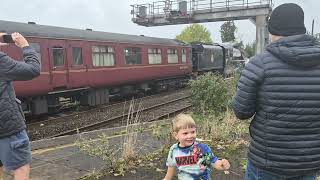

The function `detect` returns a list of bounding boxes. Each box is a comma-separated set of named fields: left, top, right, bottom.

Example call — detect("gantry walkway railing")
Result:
left=131, top=0, right=272, bottom=26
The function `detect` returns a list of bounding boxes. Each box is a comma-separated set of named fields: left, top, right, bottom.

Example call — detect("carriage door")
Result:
left=49, top=40, right=68, bottom=89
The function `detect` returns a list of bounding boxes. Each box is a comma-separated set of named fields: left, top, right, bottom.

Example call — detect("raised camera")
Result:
left=3, top=34, right=14, bottom=43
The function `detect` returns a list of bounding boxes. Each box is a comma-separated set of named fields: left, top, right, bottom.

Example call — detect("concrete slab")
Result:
left=33, top=146, right=79, bottom=162
left=51, top=152, right=105, bottom=173
left=30, top=163, right=86, bottom=180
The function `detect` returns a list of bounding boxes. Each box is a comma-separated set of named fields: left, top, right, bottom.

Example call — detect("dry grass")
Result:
left=77, top=98, right=144, bottom=178
left=194, top=109, right=249, bottom=142
left=211, top=109, right=248, bottom=140
left=122, top=98, right=142, bottom=159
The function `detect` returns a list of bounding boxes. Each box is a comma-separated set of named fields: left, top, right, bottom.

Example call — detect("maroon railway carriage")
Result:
left=0, top=20, right=192, bottom=115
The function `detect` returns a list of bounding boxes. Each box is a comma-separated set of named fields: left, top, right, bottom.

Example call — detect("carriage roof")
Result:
left=0, top=20, right=187, bottom=46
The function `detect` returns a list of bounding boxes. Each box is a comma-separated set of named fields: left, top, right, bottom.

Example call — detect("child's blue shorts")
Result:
left=0, top=130, right=32, bottom=171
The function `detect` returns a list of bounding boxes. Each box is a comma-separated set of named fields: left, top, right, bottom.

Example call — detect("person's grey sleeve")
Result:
left=232, top=55, right=264, bottom=120
left=0, top=46, right=41, bottom=81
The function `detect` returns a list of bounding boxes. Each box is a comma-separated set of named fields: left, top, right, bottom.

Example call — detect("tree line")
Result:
left=175, top=21, right=256, bottom=58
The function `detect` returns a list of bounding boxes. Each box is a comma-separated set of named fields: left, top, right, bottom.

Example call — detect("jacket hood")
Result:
left=266, top=34, right=320, bottom=68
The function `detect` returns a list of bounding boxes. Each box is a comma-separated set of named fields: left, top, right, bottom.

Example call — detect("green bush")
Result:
left=189, top=73, right=231, bottom=116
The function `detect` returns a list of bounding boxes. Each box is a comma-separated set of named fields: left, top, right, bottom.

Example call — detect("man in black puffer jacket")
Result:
left=232, top=3, right=320, bottom=180
left=0, top=32, right=40, bottom=180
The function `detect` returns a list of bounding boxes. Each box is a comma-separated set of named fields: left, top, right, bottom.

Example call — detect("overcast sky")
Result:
left=0, top=0, right=319, bottom=45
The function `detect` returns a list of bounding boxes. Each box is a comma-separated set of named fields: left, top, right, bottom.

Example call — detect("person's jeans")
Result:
left=245, top=160, right=317, bottom=180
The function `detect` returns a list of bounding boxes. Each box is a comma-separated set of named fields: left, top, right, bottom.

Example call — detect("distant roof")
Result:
left=0, top=20, right=186, bottom=46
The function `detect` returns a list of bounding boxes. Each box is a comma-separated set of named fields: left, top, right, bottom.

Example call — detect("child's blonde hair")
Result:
left=172, top=113, right=196, bottom=132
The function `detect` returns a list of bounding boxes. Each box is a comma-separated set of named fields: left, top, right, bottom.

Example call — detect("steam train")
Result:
left=0, top=20, right=245, bottom=116
left=191, top=43, right=246, bottom=76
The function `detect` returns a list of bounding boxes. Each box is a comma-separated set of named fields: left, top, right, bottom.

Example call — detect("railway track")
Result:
left=27, top=89, right=191, bottom=141
left=52, top=96, right=191, bottom=137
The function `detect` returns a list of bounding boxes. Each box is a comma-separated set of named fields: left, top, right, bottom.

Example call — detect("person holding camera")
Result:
left=0, top=32, right=40, bottom=180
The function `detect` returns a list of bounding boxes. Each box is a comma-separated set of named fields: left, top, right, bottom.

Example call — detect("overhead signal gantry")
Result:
left=131, top=0, right=273, bottom=54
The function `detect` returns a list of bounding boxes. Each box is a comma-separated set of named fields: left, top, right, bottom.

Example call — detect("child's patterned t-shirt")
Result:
left=166, top=142, right=218, bottom=180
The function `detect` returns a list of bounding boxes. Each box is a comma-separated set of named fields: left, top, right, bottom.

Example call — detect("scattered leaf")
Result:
left=130, top=170, right=137, bottom=174
left=156, top=168, right=165, bottom=172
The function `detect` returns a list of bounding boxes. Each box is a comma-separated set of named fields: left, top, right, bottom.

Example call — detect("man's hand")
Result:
left=12, top=32, right=29, bottom=48
left=213, top=159, right=230, bottom=170
left=0, top=33, right=8, bottom=47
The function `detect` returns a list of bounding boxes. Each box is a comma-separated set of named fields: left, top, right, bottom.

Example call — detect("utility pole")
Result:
left=312, top=19, right=314, bottom=36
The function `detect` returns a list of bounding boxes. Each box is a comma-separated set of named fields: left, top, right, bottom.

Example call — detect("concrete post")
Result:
left=255, top=15, right=269, bottom=54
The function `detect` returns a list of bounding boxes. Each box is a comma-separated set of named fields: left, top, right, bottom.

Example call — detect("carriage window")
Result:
left=232, top=48, right=242, bottom=60
left=124, top=47, right=141, bottom=65
left=92, top=46, right=115, bottom=67
left=72, top=47, right=83, bottom=65
left=52, top=47, right=64, bottom=66
left=167, top=49, right=178, bottom=63
left=148, top=48, right=161, bottom=64
left=182, top=49, right=187, bottom=63
left=29, top=43, right=41, bottom=61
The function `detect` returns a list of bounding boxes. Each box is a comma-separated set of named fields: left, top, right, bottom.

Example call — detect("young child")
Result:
left=163, top=114, right=230, bottom=180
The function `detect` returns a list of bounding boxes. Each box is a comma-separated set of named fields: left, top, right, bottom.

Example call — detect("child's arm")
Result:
left=163, top=166, right=176, bottom=180
left=212, top=159, right=230, bottom=170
